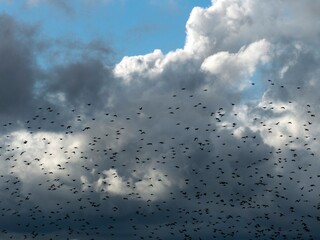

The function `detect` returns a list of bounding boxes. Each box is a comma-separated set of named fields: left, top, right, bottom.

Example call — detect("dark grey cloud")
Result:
left=0, top=14, right=114, bottom=133
left=0, top=14, right=38, bottom=117
left=44, top=59, right=113, bottom=107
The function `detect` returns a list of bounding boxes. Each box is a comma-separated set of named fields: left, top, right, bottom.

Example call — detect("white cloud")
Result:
left=92, top=168, right=174, bottom=201
left=201, top=39, right=271, bottom=88
left=95, top=169, right=130, bottom=195
left=113, top=49, right=165, bottom=84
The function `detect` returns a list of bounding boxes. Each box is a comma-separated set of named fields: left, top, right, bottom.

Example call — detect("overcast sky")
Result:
left=0, top=0, right=320, bottom=239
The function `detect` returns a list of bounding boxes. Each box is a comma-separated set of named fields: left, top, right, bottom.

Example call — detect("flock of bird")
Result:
left=0, top=80, right=319, bottom=240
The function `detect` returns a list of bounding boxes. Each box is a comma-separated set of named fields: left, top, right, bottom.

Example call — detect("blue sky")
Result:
left=0, top=0, right=211, bottom=60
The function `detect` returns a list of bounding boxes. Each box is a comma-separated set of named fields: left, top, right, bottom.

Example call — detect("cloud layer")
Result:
left=1, top=0, right=320, bottom=239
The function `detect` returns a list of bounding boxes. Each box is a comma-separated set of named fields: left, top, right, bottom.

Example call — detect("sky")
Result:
left=0, top=0, right=212, bottom=59
left=0, top=0, right=320, bottom=239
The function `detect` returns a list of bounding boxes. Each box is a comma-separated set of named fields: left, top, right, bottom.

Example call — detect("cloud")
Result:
left=114, top=49, right=167, bottom=85
left=0, top=14, right=38, bottom=118
left=0, top=14, right=114, bottom=127
left=44, top=58, right=113, bottom=106
left=1, top=0, right=320, bottom=239
left=201, top=39, right=271, bottom=89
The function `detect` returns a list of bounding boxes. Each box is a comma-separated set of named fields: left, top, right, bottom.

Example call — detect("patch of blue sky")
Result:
left=0, top=0, right=212, bottom=62
left=241, top=67, right=269, bottom=102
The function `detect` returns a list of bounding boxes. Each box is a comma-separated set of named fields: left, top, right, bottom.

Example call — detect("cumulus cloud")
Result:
left=1, top=0, right=320, bottom=239
left=114, top=49, right=165, bottom=84
left=201, top=39, right=271, bottom=88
